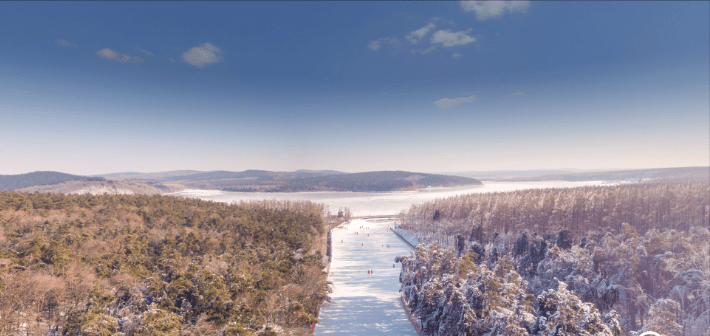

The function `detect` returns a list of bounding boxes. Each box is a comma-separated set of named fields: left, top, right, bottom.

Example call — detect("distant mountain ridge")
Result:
left=97, top=169, right=479, bottom=192
left=0, top=171, right=104, bottom=191
left=276, top=171, right=481, bottom=192
left=7, top=167, right=703, bottom=195
left=2, top=169, right=478, bottom=194
left=497, top=166, right=708, bottom=182
left=96, top=170, right=202, bottom=180
left=96, top=169, right=347, bottom=182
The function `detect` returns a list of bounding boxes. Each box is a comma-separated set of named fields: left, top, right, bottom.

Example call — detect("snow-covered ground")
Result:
left=315, top=219, right=417, bottom=335
left=172, top=180, right=620, bottom=216
left=391, top=228, right=419, bottom=247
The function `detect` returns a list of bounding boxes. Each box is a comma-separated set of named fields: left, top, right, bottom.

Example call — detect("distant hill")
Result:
left=96, top=169, right=477, bottom=192
left=498, top=166, right=709, bottom=182
left=16, top=179, right=186, bottom=195
left=97, top=170, right=202, bottom=181
left=0, top=171, right=104, bottom=191
left=275, top=171, right=482, bottom=192
left=444, top=169, right=585, bottom=180
left=97, top=169, right=347, bottom=182
left=295, top=169, right=346, bottom=175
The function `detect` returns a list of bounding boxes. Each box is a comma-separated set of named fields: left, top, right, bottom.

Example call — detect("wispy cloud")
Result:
left=368, top=37, right=399, bottom=51
left=434, top=94, right=477, bottom=108
left=460, top=1, right=530, bottom=21
left=373, top=18, right=476, bottom=55
left=97, top=48, right=143, bottom=63
left=56, top=39, right=75, bottom=47
left=140, top=49, right=153, bottom=56
left=97, top=48, right=117, bottom=59
left=431, top=29, right=475, bottom=47
left=452, top=53, right=462, bottom=58
left=182, top=42, right=222, bottom=68
left=411, top=46, right=437, bottom=55
left=168, top=58, right=176, bottom=63
left=406, top=23, right=436, bottom=44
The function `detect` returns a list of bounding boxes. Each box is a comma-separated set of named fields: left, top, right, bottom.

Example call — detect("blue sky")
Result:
left=1, top=1, right=708, bottom=175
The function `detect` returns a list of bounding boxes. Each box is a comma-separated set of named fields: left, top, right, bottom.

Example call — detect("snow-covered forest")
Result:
left=395, top=180, right=710, bottom=335
left=397, top=181, right=709, bottom=246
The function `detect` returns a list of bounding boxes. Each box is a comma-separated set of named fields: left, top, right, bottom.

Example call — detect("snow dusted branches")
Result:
left=396, top=243, right=621, bottom=335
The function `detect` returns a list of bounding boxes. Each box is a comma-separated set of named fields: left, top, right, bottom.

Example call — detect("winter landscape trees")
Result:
left=0, top=192, right=332, bottom=335
left=397, top=181, right=708, bottom=246
left=396, top=180, right=710, bottom=335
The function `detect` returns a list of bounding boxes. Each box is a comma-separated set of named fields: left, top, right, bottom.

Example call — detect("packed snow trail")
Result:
left=315, top=218, right=417, bottom=335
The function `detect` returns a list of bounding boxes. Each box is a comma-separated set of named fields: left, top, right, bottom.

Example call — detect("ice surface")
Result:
left=315, top=219, right=417, bottom=335
left=172, top=180, right=619, bottom=216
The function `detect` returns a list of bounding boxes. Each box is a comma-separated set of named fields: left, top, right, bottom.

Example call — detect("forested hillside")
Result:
left=0, top=172, right=104, bottom=191
left=395, top=181, right=710, bottom=335
left=100, top=169, right=479, bottom=192
left=0, top=192, right=332, bottom=335
left=277, top=171, right=481, bottom=192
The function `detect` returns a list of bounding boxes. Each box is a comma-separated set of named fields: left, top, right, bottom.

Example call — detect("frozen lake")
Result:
left=170, top=180, right=621, bottom=216
left=315, top=218, right=417, bottom=335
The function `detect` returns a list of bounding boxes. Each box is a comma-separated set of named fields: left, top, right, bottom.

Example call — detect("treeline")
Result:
left=398, top=181, right=709, bottom=246
left=397, top=225, right=710, bottom=335
left=0, top=191, right=331, bottom=335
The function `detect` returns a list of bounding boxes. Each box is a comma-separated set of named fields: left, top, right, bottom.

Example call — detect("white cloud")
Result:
left=368, top=40, right=381, bottom=51
left=434, top=94, right=476, bottom=108
left=406, top=23, right=436, bottom=44
left=56, top=39, right=74, bottom=47
left=140, top=49, right=153, bottom=56
left=452, top=53, right=462, bottom=58
left=168, top=58, right=176, bottom=63
left=460, top=1, right=530, bottom=21
left=431, top=29, right=476, bottom=47
left=182, top=42, right=222, bottom=68
left=372, top=18, right=475, bottom=55
left=97, top=48, right=118, bottom=59
left=96, top=48, right=143, bottom=63
left=368, top=37, right=399, bottom=51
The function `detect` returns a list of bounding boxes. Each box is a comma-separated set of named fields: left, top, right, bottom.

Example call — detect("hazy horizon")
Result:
left=1, top=165, right=708, bottom=178
left=1, top=1, right=708, bottom=175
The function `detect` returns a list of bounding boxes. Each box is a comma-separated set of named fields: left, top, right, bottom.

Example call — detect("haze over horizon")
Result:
left=1, top=1, right=708, bottom=176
